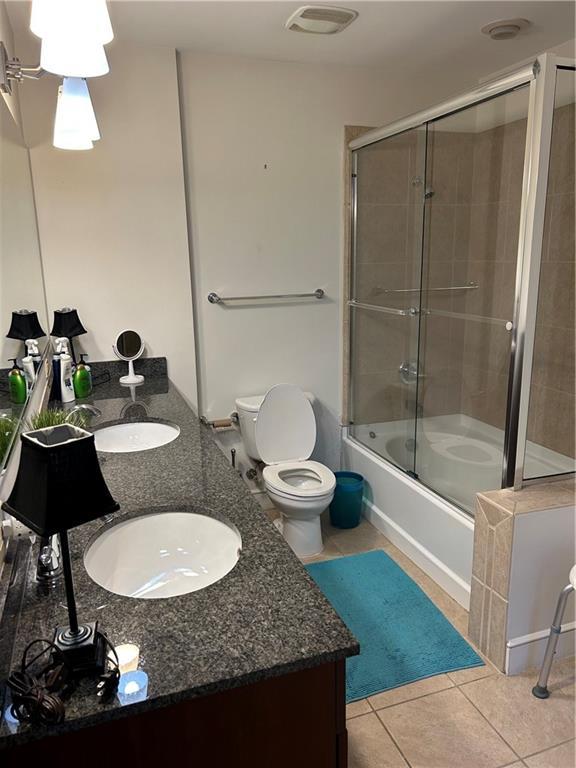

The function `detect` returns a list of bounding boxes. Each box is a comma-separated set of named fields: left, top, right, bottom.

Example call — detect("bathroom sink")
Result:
left=94, top=421, right=180, bottom=453
left=84, top=511, right=242, bottom=599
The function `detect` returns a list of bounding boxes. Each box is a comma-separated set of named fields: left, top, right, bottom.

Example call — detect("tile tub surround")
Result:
left=345, top=102, right=575, bottom=465
left=469, top=480, right=576, bottom=672
left=0, top=375, right=358, bottom=748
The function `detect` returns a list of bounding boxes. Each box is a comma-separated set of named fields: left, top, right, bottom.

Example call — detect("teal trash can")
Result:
left=329, top=471, right=364, bottom=529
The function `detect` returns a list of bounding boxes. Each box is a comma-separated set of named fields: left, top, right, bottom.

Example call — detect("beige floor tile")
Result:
left=264, top=507, right=280, bottom=523
left=347, top=713, right=408, bottom=768
left=378, top=687, right=517, bottom=768
left=448, top=662, right=497, bottom=685
left=253, top=492, right=276, bottom=512
left=299, top=535, right=342, bottom=563
left=368, top=673, right=454, bottom=710
left=346, top=699, right=372, bottom=719
left=326, top=519, right=390, bottom=555
left=524, top=740, right=575, bottom=768
left=460, top=660, right=575, bottom=758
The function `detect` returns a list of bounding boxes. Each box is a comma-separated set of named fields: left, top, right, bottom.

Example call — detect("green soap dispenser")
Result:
left=8, top=359, right=28, bottom=405
left=73, top=353, right=93, bottom=398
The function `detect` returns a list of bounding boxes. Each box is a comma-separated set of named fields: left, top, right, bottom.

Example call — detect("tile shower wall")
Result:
left=350, top=103, right=574, bottom=462
left=418, top=129, right=474, bottom=419
left=456, top=117, right=526, bottom=431
left=528, top=102, right=575, bottom=459
left=351, top=130, right=423, bottom=426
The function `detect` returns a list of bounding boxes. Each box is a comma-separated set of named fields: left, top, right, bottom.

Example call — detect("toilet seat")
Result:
left=246, top=384, right=334, bottom=558
left=255, top=384, right=317, bottom=465
left=263, top=460, right=336, bottom=499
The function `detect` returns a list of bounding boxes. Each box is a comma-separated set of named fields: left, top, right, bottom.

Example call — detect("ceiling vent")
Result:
left=285, top=5, right=358, bottom=35
left=481, top=18, right=531, bottom=40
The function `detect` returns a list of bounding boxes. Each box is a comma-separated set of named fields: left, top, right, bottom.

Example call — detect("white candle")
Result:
left=114, top=643, right=140, bottom=674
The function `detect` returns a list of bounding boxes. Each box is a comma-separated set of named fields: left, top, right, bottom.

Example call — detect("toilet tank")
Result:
left=235, top=391, right=315, bottom=462
left=235, top=394, right=266, bottom=460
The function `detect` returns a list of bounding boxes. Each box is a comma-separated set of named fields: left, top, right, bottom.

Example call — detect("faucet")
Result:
left=36, top=534, right=62, bottom=586
left=65, top=404, right=102, bottom=424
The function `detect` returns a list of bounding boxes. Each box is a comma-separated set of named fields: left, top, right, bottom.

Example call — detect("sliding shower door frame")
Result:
left=347, top=54, right=575, bottom=499
left=503, top=54, right=560, bottom=489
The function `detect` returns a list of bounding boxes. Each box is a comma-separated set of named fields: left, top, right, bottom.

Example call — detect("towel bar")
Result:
left=207, top=289, right=325, bottom=304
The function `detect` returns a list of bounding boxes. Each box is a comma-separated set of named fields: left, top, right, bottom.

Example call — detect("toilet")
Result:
left=235, top=384, right=336, bottom=558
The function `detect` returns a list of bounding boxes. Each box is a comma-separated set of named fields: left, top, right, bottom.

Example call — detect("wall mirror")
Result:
left=0, top=95, right=49, bottom=472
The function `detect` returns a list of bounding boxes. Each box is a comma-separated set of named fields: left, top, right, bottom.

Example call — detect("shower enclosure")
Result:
left=346, top=54, right=575, bottom=516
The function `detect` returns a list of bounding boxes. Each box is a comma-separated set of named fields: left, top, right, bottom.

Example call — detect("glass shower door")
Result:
left=415, top=86, right=531, bottom=511
left=349, top=126, right=426, bottom=473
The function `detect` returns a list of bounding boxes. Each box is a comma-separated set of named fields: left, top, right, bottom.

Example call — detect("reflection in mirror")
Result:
left=113, top=330, right=145, bottom=387
left=51, top=307, right=87, bottom=364
left=0, top=94, right=49, bottom=470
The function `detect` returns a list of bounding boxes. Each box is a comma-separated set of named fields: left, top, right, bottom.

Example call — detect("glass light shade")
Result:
left=41, top=36, right=109, bottom=78
left=31, top=0, right=114, bottom=45
left=53, top=78, right=100, bottom=151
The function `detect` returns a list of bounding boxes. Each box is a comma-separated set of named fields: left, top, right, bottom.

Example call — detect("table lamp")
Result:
left=2, top=423, right=119, bottom=675
left=51, top=307, right=87, bottom=363
left=6, top=309, right=46, bottom=358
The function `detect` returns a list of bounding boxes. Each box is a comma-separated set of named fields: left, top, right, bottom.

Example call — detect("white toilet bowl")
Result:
left=235, top=385, right=336, bottom=558
left=263, top=460, right=335, bottom=557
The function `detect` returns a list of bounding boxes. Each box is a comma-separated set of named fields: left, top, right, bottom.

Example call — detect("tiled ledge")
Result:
left=478, top=478, right=575, bottom=517
left=469, top=478, right=575, bottom=671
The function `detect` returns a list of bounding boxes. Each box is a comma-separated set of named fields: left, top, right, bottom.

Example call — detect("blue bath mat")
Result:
left=306, top=550, right=483, bottom=702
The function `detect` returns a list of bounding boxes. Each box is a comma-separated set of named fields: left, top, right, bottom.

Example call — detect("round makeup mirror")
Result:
left=113, top=330, right=145, bottom=386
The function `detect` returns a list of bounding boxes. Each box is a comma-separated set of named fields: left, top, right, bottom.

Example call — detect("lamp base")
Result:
left=53, top=621, right=107, bottom=677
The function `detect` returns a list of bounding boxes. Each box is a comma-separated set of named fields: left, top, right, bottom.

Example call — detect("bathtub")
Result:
left=342, top=414, right=574, bottom=609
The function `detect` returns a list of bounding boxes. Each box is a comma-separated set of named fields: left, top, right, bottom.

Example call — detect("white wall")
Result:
left=178, top=53, right=473, bottom=468
left=506, top=504, right=575, bottom=673
left=18, top=43, right=197, bottom=407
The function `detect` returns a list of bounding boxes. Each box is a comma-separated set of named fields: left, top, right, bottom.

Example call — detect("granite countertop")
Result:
left=0, top=362, right=358, bottom=748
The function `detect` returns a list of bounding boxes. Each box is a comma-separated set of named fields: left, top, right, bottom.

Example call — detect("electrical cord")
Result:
left=96, top=630, right=120, bottom=700
left=6, top=631, right=121, bottom=725
left=6, top=639, right=68, bottom=725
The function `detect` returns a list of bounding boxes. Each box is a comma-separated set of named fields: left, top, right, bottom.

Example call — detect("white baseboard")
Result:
left=364, top=499, right=471, bottom=610
left=505, top=622, right=576, bottom=675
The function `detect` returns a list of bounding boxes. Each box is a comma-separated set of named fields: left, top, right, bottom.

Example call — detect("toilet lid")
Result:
left=255, top=384, right=316, bottom=465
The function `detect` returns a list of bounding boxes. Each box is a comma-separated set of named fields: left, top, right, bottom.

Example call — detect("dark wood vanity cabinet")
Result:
left=3, top=660, right=348, bottom=767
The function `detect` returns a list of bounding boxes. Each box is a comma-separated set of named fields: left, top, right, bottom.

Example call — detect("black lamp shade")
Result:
left=2, top=424, right=119, bottom=536
left=6, top=310, right=46, bottom=341
left=51, top=308, right=87, bottom=338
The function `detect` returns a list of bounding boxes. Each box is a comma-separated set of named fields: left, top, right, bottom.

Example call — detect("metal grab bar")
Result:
left=348, top=300, right=418, bottom=317
left=208, top=288, right=324, bottom=304
left=425, top=308, right=513, bottom=328
left=348, top=300, right=513, bottom=329
left=375, top=282, right=478, bottom=294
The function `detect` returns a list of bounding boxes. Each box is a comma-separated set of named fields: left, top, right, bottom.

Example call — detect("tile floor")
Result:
left=256, top=494, right=576, bottom=768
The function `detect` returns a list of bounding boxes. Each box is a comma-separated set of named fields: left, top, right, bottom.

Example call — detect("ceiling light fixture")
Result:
left=40, top=36, right=109, bottom=79
left=0, top=1, right=113, bottom=150
left=30, top=0, right=114, bottom=44
left=53, top=77, right=100, bottom=151
left=31, top=0, right=113, bottom=78
left=30, top=0, right=114, bottom=77
left=481, top=18, right=531, bottom=41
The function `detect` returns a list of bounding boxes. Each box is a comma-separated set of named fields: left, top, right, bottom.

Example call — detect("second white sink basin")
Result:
left=84, top=511, right=242, bottom=599
left=94, top=421, right=180, bottom=453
